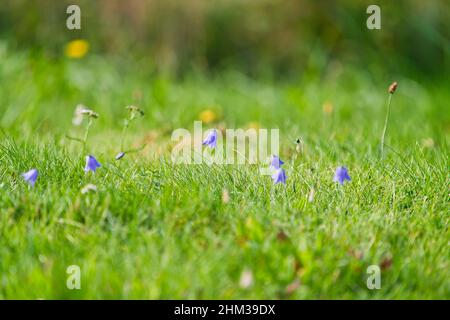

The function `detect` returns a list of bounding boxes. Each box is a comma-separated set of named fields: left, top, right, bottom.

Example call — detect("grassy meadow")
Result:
left=0, top=44, right=449, bottom=299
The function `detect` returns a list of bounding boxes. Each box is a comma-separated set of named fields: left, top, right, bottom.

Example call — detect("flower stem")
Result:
left=123, top=143, right=146, bottom=154
left=380, top=93, right=393, bottom=159
left=83, top=118, right=93, bottom=153
left=120, top=121, right=129, bottom=151
left=65, top=135, right=84, bottom=143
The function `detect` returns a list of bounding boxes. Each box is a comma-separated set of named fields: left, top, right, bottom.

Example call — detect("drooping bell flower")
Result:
left=115, top=152, right=125, bottom=160
left=22, top=168, right=38, bottom=187
left=85, top=155, right=101, bottom=173
left=202, top=129, right=217, bottom=149
left=271, top=168, right=287, bottom=185
left=333, top=166, right=351, bottom=185
left=270, top=155, right=284, bottom=170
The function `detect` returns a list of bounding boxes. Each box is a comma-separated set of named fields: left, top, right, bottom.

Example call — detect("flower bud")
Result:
left=388, top=81, right=398, bottom=94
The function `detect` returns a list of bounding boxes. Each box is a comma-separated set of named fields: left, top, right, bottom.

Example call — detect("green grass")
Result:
left=0, top=46, right=449, bottom=299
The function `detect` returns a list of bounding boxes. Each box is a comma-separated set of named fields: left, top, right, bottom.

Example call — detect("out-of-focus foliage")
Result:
left=0, top=0, right=448, bottom=76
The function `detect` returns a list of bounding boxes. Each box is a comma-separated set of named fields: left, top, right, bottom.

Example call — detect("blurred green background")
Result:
left=1, top=0, right=448, bottom=77
left=0, top=1, right=449, bottom=299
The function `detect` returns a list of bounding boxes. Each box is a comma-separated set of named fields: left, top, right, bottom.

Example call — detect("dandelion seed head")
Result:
left=81, top=183, right=97, bottom=194
left=72, top=104, right=87, bottom=126
left=239, top=269, right=253, bottom=289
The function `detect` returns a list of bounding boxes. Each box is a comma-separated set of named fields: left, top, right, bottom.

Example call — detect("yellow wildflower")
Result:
left=322, top=101, right=334, bottom=115
left=199, top=109, right=217, bottom=124
left=247, top=121, right=261, bottom=129
left=421, top=138, right=434, bottom=149
left=65, top=39, right=89, bottom=59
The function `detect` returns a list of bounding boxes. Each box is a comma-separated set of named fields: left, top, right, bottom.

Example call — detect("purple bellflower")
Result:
left=22, top=168, right=38, bottom=187
left=115, top=152, right=125, bottom=160
left=272, top=168, right=287, bottom=185
left=85, top=155, right=101, bottom=173
left=202, top=129, right=217, bottom=149
left=270, top=155, right=284, bottom=169
left=333, top=166, right=351, bottom=185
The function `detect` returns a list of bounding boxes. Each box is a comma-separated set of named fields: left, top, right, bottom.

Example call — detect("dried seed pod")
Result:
left=388, top=81, right=398, bottom=94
